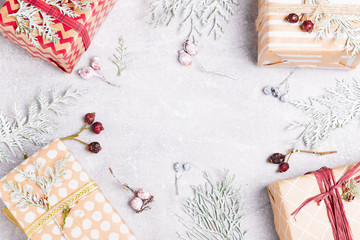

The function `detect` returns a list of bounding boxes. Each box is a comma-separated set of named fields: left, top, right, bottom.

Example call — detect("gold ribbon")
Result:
left=2, top=181, right=98, bottom=239
left=256, top=0, right=360, bottom=31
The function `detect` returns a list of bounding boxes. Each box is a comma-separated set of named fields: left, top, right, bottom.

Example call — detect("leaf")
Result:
left=289, top=79, right=360, bottom=150
left=149, top=0, right=239, bottom=42
left=0, top=88, right=85, bottom=163
left=177, top=170, right=246, bottom=240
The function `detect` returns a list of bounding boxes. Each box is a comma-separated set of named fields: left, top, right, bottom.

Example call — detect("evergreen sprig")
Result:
left=317, top=15, right=360, bottom=56
left=0, top=88, right=85, bottom=163
left=289, top=79, right=360, bottom=150
left=112, top=37, right=130, bottom=77
left=149, top=0, right=239, bottom=43
left=178, top=170, right=246, bottom=240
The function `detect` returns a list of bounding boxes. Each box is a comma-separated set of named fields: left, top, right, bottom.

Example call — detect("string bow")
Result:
left=291, top=162, right=360, bottom=240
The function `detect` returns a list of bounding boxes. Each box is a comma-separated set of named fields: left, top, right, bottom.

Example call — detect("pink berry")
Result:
left=178, top=50, right=192, bottom=66
left=184, top=41, right=199, bottom=56
left=279, top=162, right=290, bottom=173
left=130, top=197, right=143, bottom=212
left=84, top=112, right=96, bottom=124
left=92, top=122, right=104, bottom=134
left=286, top=13, right=299, bottom=23
left=137, top=189, right=151, bottom=200
left=301, top=20, right=314, bottom=33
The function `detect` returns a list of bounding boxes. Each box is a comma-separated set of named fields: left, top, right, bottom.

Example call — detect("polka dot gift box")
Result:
left=0, top=139, right=136, bottom=240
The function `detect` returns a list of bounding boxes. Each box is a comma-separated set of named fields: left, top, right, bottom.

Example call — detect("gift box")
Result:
left=257, top=0, right=360, bottom=69
left=268, top=162, right=360, bottom=240
left=0, top=139, right=136, bottom=240
left=0, top=0, right=117, bottom=73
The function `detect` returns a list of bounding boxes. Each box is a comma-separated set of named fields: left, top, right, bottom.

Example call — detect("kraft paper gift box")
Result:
left=0, top=0, right=116, bottom=73
left=257, top=0, right=360, bottom=69
left=0, top=139, right=136, bottom=240
left=267, top=162, right=360, bottom=240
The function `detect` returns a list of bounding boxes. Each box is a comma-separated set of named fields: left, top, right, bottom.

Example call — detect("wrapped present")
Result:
left=0, top=0, right=117, bottom=73
left=256, top=0, right=360, bottom=69
left=268, top=162, right=360, bottom=240
left=0, top=139, right=136, bottom=240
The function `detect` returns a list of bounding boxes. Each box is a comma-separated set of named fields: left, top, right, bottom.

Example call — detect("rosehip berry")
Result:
left=84, top=112, right=96, bottom=124
left=130, top=197, right=143, bottom=212
left=269, top=153, right=286, bottom=164
left=279, top=162, right=290, bottom=173
left=301, top=20, right=314, bottom=32
left=92, top=122, right=104, bottom=134
left=88, top=142, right=102, bottom=153
left=286, top=13, right=299, bottom=23
left=137, top=189, right=151, bottom=200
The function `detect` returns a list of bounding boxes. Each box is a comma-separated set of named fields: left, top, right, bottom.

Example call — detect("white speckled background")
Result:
left=1, top=0, right=360, bottom=239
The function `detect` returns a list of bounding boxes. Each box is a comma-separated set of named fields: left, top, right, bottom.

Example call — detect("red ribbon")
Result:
left=20, top=0, right=91, bottom=50
left=291, top=163, right=360, bottom=240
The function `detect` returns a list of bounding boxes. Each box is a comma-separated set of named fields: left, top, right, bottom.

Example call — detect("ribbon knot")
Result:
left=291, top=163, right=360, bottom=240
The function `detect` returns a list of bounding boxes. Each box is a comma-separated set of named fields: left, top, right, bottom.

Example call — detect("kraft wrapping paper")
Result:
left=268, top=162, right=360, bottom=240
left=0, top=139, right=136, bottom=240
left=257, top=0, right=360, bottom=69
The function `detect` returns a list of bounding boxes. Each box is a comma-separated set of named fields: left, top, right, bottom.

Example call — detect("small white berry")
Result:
left=183, top=162, right=193, bottom=171
left=130, top=197, right=143, bottom=212
left=136, top=189, right=151, bottom=200
left=174, top=162, right=181, bottom=172
left=280, top=94, right=289, bottom=102
left=263, top=86, right=273, bottom=95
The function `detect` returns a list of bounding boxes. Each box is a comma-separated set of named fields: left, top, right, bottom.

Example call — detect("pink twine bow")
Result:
left=291, top=163, right=360, bottom=240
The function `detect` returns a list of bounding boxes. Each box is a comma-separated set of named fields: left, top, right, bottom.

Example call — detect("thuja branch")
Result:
left=0, top=88, right=84, bottom=163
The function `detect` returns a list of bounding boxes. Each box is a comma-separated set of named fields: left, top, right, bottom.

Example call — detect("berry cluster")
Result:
left=286, top=13, right=314, bottom=33
left=61, top=112, right=104, bottom=153
left=109, top=168, right=154, bottom=213
left=268, top=149, right=337, bottom=173
left=178, top=40, right=199, bottom=66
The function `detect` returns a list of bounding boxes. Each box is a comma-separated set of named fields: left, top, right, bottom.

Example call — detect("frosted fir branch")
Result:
left=10, top=0, right=91, bottom=47
left=112, top=37, right=130, bottom=77
left=177, top=170, right=246, bottom=240
left=0, top=88, right=85, bottom=163
left=317, top=15, right=360, bottom=56
left=289, top=79, right=360, bottom=150
left=15, top=154, right=70, bottom=197
left=148, top=0, right=239, bottom=43
left=4, top=180, right=47, bottom=210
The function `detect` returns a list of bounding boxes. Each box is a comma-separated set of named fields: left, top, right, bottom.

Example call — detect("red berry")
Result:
left=269, top=153, right=286, bottom=164
left=92, top=122, right=104, bottom=134
left=88, top=142, right=102, bottom=153
left=279, top=162, right=290, bottom=173
left=301, top=20, right=314, bottom=32
left=85, top=112, right=96, bottom=124
left=286, top=13, right=299, bottom=23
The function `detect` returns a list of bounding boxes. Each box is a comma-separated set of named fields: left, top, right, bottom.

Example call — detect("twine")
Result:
left=256, top=0, right=360, bottom=32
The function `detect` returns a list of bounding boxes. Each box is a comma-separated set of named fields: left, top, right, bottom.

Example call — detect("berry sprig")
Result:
left=174, top=162, right=193, bottom=195
left=109, top=168, right=154, bottom=213
left=285, top=13, right=314, bottom=33
left=268, top=149, right=337, bottom=173
left=60, top=113, right=104, bottom=154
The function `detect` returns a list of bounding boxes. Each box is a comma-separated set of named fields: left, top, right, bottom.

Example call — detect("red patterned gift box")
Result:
left=0, top=0, right=117, bottom=73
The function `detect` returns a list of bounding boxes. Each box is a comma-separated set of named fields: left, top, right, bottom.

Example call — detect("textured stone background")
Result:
left=1, top=0, right=360, bottom=239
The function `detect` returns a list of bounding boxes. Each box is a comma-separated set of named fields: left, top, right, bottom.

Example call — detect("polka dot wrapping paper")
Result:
left=0, top=139, right=137, bottom=240
left=268, top=163, right=360, bottom=240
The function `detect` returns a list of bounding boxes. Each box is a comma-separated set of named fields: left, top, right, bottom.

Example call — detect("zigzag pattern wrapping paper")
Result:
left=0, top=140, right=137, bottom=240
left=268, top=163, right=360, bottom=240
left=0, top=0, right=117, bottom=73
left=257, top=0, right=360, bottom=69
